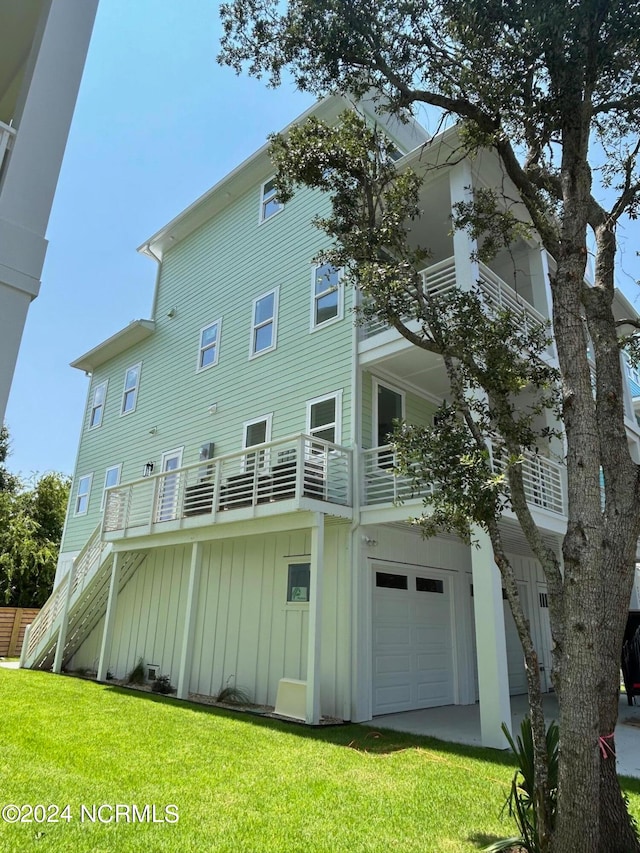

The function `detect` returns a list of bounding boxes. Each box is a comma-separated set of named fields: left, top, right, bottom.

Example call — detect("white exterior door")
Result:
left=372, top=566, right=455, bottom=716
left=156, top=448, right=183, bottom=522
left=469, top=576, right=529, bottom=698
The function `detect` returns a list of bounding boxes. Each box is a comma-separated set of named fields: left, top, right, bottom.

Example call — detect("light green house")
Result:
left=24, top=94, right=635, bottom=749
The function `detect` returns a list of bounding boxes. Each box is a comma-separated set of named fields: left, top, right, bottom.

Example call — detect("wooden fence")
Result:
left=0, top=607, right=40, bottom=657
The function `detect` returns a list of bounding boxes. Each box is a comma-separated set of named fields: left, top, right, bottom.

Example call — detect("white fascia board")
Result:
left=70, top=320, right=155, bottom=373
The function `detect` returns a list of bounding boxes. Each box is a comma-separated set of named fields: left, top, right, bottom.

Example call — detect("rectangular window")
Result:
left=242, top=414, right=273, bottom=472
left=416, top=577, right=444, bottom=594
left=101, top=464, right=122, bottom=510
left=88, top=381, right=107, bottom=429
left=306, top=391, right=342, bottom=444
left=312, top=264, right=342, bottom=328
left=197, top=320, right=221, bottom=371
left=75, top=474, right=93, bottom=515
left=287, top=563, right=310, bottom=602
left=376, top=571, right=408, bottom=590
left=121, top=363, right=141, bottom=415
left=260, top=177, right=283, bottom=222
left=250, top=289, right=278, bottom=357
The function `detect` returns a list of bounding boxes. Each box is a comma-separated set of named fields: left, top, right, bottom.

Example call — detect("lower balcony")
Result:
left=103, top=435, right=352, bottom=541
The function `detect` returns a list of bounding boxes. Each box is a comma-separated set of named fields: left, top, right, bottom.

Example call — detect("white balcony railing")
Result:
left=362, top=444, right=565, bottom=516
left=361, top=256, right=547, bottom=340
left=104, top=434, right=352, bottom=536
left=0, top=120, right=16, bottom=175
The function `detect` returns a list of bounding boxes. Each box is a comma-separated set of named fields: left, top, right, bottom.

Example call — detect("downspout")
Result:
left=142, top=242, right=163, bottom=321
left=346, top=283, right=362, bottom=721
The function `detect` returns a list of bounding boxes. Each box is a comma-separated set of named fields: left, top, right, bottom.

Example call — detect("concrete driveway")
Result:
left=370, top=693, right=640, bottom=778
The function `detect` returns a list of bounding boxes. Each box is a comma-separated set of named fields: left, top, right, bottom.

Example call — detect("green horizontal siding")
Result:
left=62, top=179, right=354, bottom=553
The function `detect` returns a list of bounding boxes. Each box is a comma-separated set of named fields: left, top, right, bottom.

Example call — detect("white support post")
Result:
left=448, top=159, right=480, bottom=291
left=470, top=526, right=512, bottom=748
left=97, top=552, right=122, bottom=682
left=52, top=564, right=77, bottom=674
left=177, top=543, right=202, bottom=700
left=19, top=624, right=31, bottom=668
left=306, top=513, right=325, bottom=724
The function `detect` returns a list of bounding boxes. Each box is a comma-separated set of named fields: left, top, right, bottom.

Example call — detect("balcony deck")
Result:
left=361, top=445, right=566, bottom=526
left=103, top=435, right=353, bottom=542
left=360, top=255, right=547, bottom=344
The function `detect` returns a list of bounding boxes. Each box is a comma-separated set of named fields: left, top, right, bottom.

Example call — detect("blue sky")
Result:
left=5, top=0, right=640, bottom=477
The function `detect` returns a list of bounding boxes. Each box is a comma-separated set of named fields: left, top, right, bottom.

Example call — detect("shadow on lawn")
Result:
left=98, top=679, right=519, bottom=765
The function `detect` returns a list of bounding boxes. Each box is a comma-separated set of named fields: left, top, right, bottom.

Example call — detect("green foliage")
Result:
left=0, top=425, right=20, bottom=494
left=485, top=716, right=559, bottom=853
left=151, top=675, right=176, bottom=694
left=0, top=468, right=71, bottom=607
left=126, top=657, right=146, bottom=685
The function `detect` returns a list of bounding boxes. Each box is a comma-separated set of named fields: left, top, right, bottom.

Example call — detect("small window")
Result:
left=101, top=464, right=122, bottom=510
left=416, top=577, right=444, bottom=594
left=88, top=381, right=107, bottom=429
left=251, top=289, right=279, bottom=357
left=306, top=391, right=342, bottom=445
left=312, top=264, right=342, bottom=328
left=260, top=177, right=283, bottom=222
left=121, top=363, right=141, bottom=415
left=376, top=571, right=408, bottom=590
left=197, top=320, right=221, bottom=371
left=75, top=474, right=93, bottom=515
left=287, top=563, right=310, bottom=602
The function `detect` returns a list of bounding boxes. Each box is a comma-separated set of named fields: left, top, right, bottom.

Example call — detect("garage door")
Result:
left=372, top=567, right=455, bottom=716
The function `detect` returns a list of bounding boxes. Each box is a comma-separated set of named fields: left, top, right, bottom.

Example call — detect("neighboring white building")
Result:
left=0, top=0, right=98, bottom=424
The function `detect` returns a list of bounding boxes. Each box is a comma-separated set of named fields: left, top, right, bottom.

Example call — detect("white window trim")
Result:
left=372, top=378, right=405, bottom=448
left=101, top=464, right=122, bottom=511
left=74, top=473, right=93, bottom=516
left=259, top=176, right=284, bottom=224
left=242, top=413, right=273, bottom=472
left=88, top=380, right=108, bottom=430
left=120, top=362, right=142, bottom=416
left=249, top=287, right=279, bottom=359
left=310, top=264, right=343, bottom=332
left=306, top=390, right=343, bottom=446
left=196, top=319, right=222, bottom=372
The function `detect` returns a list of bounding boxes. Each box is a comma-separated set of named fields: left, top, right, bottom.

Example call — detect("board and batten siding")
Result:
left=68, top=524, right=351, bottom=720
left=62, top=178, right=354, bottom=554
left=360, top=370, right=439, bottom=448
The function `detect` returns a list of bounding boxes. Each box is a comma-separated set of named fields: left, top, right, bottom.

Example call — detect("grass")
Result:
left=0, top=669, right=638, bottom=853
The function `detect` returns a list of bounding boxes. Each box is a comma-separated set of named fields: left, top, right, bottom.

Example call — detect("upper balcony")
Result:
left=360, top=255, right=548, bottom=348
left=103, top=435, right=353, bottom=542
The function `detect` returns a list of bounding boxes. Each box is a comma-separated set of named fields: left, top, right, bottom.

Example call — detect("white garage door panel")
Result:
left=375, top=654, right=411, bottom=674
left=373, top=568, right=455, bottom=715
left=374, top=625, right=411, bottom=646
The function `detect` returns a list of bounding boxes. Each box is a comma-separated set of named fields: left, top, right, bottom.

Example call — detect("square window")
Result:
left=287, top=563, right=310, bottom=602
left=198, top=321, right=221, bottom=370
left=121, top=363, right=141, bottom=415
left=75, top=474, right=93, bottom=515
left=260, top=177, right=283, bottom=222
left=89, top=381, right=107, bottom=429
left=312, top=264, right=341, bottom=328
left=251, top=289, right=278, bottom=357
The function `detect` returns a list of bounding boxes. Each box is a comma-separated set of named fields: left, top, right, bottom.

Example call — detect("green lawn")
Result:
left=0, top=669, right=638, bottom=853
